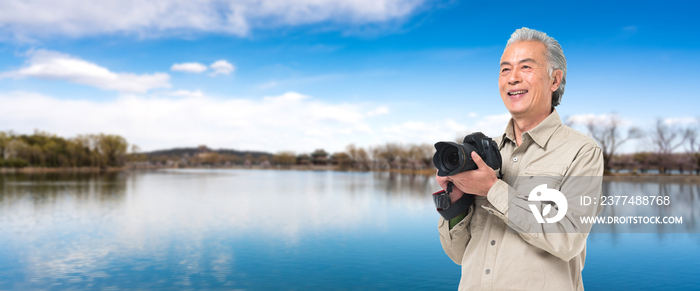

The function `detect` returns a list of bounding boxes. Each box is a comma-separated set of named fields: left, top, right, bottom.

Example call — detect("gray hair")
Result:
left=506, top=27, right=567, bottom=107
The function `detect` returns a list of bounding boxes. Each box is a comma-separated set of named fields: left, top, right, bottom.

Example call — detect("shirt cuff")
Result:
left=486, top=179, right=510, bottom=215
left=449, top=210, right=468, bottom=229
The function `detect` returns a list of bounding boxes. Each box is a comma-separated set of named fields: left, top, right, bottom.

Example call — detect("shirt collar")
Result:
left=501, top=109, right=562, bottom=148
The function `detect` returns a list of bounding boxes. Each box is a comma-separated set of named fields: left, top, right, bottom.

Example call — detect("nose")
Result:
left=508, top=69, right=521, bottom=85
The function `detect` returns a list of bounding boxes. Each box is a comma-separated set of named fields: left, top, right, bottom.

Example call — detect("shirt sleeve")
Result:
left=437, top=203, right=475, bottom=265
left=484, top=145, right=604, bottom=262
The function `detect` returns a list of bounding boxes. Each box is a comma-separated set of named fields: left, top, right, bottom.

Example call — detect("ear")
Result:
left=550, top=69, right=563, bottom=92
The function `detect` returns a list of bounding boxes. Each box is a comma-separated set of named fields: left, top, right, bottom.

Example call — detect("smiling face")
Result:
left=499, top=41, right=561, bottom=121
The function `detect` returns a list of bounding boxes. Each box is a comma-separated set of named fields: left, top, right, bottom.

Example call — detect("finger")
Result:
left=471, top=151, right=488, bottom=169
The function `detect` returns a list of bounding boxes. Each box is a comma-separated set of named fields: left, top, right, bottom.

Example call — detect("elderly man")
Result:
left=436, top=27, right=603, bottom=291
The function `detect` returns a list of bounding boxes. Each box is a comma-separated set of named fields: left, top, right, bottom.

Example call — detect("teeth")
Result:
left=509, top=90, right=527, bottom=95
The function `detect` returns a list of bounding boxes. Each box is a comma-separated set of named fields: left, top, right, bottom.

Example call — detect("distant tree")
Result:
left=355, top=148, right=370, bottom=170
left=201, top=152, right=220, bottom=165
left=684, top=118, right=700, bottom=174
left=632, top=152, right=652, bottom=173
left=4, top=139, right=28, bottom=160
left=272, top=151, right=296, bottom=167
left=219, top=154, right=242, bottom=166
left=407, top=144, right=434, bottom=169
left=256, top=155, right=269, bottom=166
left=346, top=144, right=359, bottom=162
left=296, top=153, right=311, bottom=165
left=371, top=143, right=405, bottom=169
left=369, top=146, right=385, bottom=169
left=96, top=134, right=129, bottom=167
left=649, top=119, right=690, bottom=173
left=574, top=114, right=643, bottom=173
left=331, top=152, right=352, bottom=169
left=345, top=144, right=370, bottom=170
left=0, top=131, right=7, bottom=159
left=128, top=145, right=149, bottom=163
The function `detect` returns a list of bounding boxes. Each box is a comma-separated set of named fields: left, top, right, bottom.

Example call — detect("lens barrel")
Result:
left=433, top=142, right=477, bottom=176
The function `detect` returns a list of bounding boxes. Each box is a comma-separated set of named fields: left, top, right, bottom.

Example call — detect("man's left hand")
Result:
left=446, top=151, right=498, bottom=197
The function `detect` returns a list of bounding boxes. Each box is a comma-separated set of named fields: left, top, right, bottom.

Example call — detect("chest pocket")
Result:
left=520, top=164, right=568, bottom=191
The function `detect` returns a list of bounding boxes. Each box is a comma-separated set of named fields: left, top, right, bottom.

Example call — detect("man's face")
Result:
left=499, top=41, right=559, bottom=119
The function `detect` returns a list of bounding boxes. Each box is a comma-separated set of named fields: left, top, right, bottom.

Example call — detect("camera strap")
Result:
left=433, top=182, right=474, bottom=220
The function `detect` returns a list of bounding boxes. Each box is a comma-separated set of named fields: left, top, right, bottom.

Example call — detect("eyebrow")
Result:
left=500, top=58, right=538, bottom=67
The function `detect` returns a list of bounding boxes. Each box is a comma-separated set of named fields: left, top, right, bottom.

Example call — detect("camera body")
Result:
left=433, top=132, right=502, bottom=177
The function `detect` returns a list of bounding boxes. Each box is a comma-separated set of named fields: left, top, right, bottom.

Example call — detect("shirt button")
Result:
left=512, top=157, right=518, bottom=162
left=485, top=269, right=491, bottom=275
left=488, top=210, right=494, bottom=215
left=491, top=240, right=496, bottom=246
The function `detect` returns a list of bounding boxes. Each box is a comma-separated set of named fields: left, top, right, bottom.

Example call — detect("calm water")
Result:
left=0, top=170, right=699, bottom=290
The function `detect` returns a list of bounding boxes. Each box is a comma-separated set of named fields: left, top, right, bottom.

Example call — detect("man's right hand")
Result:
left=435, top=170, right=465, bottom=204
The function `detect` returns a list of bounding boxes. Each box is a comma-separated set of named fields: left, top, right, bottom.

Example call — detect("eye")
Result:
left=500, top=68, right=510, bottom=73
left=522, top=65, right=531, bottom=69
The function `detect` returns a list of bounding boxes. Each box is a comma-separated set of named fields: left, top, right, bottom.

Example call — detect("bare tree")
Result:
left=650, top=118, right=691, bottom=173
left=684, top=118, right=700, bottom=174
left=346, top=144, right=370, bottom=170
left=580, top=114, right=642, bottom=173
left=407, top=144, right=434, bottom=169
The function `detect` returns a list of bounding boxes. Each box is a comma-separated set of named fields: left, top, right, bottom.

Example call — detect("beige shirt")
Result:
left=438, top=109, right=604, bottom=291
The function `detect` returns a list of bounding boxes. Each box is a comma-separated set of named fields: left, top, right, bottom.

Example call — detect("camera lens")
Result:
left=441, top=147, right=460, bottom=171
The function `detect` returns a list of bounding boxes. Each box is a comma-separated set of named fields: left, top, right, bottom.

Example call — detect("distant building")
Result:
left=311, top=149, right=329, bottom=165
left=296, top=154, right=311, bottom=165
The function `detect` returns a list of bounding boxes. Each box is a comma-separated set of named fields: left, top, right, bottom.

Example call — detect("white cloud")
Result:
left=0, top=0, right=430, bottom=38
left=566, top=113, right=630, bottom=127
left=3, top=50, right=170, bottom=93
left=0, top=91, right=382, bottom=153
left=473, top=113, right=512, bottom=138
left=366, top=106, right=389, bottom=116
left=380, top=113, right=509, bottom=143
left=169, top=90, right=204, bottom=98
left=171, top=62, right=207, bottom=73
left=663, top=117, right=698, bottom=126
left=209, top=60, right=234, bottom=76
left=0, top=90, right=514, bottom=153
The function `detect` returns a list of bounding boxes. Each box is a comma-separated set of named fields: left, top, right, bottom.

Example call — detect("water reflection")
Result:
left=0, top=172, right=126, bottom=205
left=1, top=170, right=699, bottom=290
left=597, top=178, right=700, bottom=233
left=0, top=169, right=447, bottom=290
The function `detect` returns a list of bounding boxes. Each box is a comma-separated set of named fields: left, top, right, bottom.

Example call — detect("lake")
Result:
left=1, top=169, right=699, bottom=290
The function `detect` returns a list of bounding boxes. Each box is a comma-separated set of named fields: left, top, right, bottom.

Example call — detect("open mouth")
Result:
left=508, top=90, right=528, bottom=97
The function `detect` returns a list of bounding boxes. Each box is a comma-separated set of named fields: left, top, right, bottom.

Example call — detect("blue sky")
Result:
left=0, top=0, right=698, bottom=153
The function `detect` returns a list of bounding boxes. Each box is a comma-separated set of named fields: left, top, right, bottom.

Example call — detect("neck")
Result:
left=511, top=109, right=551, bottom=146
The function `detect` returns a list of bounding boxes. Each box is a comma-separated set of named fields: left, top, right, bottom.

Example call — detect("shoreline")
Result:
left=0, top=165, right=437, bottom=176
left=2, top=166, right=700, bottom=182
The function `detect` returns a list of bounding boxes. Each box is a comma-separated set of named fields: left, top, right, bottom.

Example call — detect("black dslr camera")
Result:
left=433, top=132, right=502, bottom=176
left=431, top=132, right=502, bottom=220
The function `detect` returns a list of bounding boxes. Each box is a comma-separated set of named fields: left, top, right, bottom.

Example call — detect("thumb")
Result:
left=471, top=151, right=488, bottom=169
